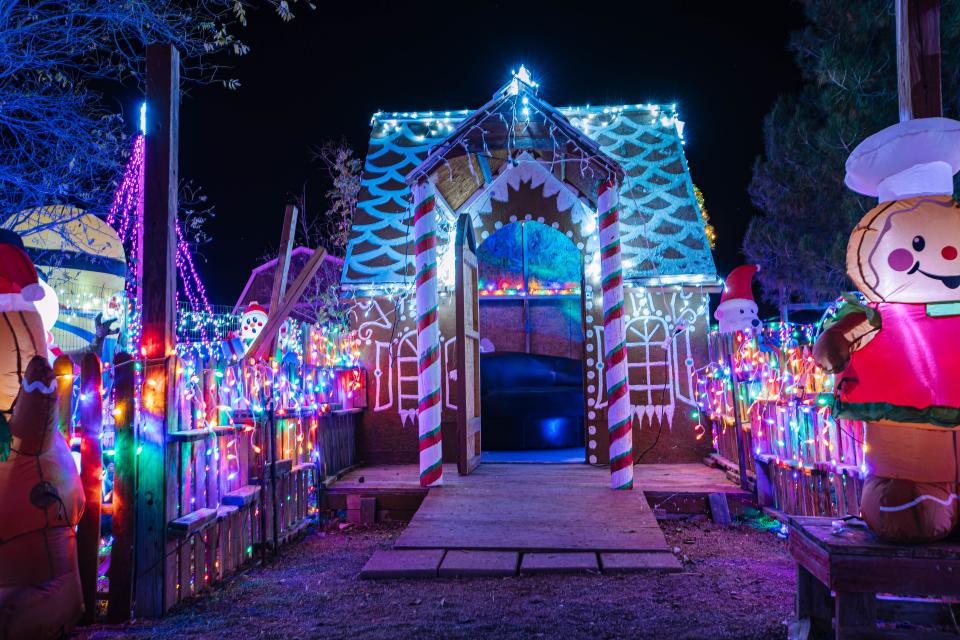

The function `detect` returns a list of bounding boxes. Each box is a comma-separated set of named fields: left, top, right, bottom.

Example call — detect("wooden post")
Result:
left=108, top=351, right=136, bottom=622
left=729, top=378, right=750, bottom=491
left=77, top=353, right=103, bottom=623
left=54, top=354, right=74, bottom=439
left=135, top=43, right=180, bottom=618
left=897, top=0, right=942, bottom=121
left=268, top=404, right=279, bottom=554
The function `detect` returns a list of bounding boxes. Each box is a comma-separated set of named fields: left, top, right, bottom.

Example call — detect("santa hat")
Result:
left=0, top=229, right=44, bottom=312
left=845, top=118, right=960, bottom=202
left=719, top=265, right=759, bottom=305
left=243, top=302, right=268, bottom=316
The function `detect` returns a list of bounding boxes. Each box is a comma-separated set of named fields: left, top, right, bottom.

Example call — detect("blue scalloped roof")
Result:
left=343, top=104, right=717, bottom=288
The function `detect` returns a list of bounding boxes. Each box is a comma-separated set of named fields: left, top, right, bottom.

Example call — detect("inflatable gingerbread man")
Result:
left=815, top=118, right=960, bottom=543
left=0, top=230, right=85, bottom=638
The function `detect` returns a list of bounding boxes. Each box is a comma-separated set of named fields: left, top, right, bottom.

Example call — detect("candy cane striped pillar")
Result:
left=598, top=180, right=634, bottom=490
left=412, top=180, right=443, bottom=487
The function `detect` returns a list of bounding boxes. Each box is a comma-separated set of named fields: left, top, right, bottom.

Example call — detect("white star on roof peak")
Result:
left=506, top=65, right=539, bottom=96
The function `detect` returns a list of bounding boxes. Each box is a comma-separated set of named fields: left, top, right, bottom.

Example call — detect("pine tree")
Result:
left=745, top=0, right=960, bottom=309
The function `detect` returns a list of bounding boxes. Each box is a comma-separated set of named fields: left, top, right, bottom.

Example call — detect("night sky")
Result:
left=164, top=1, right=805, bottom=304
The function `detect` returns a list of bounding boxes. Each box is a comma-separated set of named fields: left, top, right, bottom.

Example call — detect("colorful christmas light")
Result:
left=694, top=322, right=867, bottom=506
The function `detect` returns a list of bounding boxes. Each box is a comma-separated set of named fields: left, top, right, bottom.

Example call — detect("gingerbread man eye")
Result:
left=913, top=235, right=926, bottom=251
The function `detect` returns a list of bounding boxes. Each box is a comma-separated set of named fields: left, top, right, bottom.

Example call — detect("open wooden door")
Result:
left=455, top=213, right=482, bottom=475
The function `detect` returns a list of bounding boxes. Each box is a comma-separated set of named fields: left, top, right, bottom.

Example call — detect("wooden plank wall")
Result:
left=705, top=330, right=866, bottom=520
left=60, top=348, right=361, bottom=619
left=160, top=358, right=332, bottom=612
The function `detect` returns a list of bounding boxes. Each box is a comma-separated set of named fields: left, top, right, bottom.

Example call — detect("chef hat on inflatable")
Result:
left=0, top=229, right=44, bottom=312
left=845, top=117, right=960, bottom=203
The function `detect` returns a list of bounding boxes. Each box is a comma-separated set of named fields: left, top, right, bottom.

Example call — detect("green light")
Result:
left=246, top=545, right=253, bottom=555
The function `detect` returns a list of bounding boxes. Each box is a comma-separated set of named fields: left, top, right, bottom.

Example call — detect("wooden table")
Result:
left=788, top=515, right=960, bottom=639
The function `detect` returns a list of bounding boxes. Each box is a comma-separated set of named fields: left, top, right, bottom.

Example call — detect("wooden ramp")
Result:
left=359, top=464, right=684, bottom=579
left=395, top=464, right=667, bottom=552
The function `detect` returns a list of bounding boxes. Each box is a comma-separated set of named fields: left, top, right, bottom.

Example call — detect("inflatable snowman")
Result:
left=814, top=117, right=960, bottom=543
left=239, top=302, right=268, bottom=349
left=0, top=231, right=85, bottom=637
left=714, top=265, right=761, bottom=333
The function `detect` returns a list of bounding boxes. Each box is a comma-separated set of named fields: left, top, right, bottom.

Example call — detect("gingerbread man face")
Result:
left=847, top=195, right=960, bottom=303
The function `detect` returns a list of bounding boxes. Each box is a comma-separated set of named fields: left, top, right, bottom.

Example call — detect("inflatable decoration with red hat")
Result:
left=814, top=117, right=960, bottom=543
left=0, top=229, right=48, bottom=458
left=0, top=230, right=85, bottom=637
left=714, top=265, right=761, bottom=334
left=238, top=301, right=268, bottom=349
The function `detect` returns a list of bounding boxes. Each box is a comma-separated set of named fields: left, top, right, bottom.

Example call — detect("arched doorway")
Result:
left=475, top=220, right=586, bottom=462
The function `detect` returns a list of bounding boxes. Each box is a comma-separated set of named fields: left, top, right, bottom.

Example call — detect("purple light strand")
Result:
left=108, top=133, right=216, bottom=352
left=174, top=221, right=212, bottom=346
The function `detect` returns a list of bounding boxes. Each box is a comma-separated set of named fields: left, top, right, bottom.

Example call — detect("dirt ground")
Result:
left=73, top=516, right=795, bottom=640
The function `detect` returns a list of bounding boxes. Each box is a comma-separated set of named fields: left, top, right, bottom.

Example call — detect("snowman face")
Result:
left=715, top=299, right=760, bottom=333
left=849, top=196, right=960, bottom=303
left=240, top=310, right=268, bottom=341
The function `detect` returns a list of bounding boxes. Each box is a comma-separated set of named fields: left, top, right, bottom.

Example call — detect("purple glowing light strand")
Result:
left=108, top=133, right=216, bottom=352
left=106, top=135, right=145, bottom=352
left=175, top=221, right=214, bottom=346
left=108, top=135, right=145, bottom=243
left=175, top=221, right=213, bottom=316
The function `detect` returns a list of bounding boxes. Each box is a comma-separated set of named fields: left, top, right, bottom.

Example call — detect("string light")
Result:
left=88, top=120, right=367, bottom=596
left=693, top=322, right=866, bottom=513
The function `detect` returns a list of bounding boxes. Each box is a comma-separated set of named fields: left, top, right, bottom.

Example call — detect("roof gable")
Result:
left=235, top=247, right=344, bottom=322
left=407, top=79, right=623, bottom=198
left=344, top=97, right=717, bottom=289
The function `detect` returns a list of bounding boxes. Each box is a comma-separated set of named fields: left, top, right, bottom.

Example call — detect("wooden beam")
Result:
left=267, top=204, right=298, bottom=353
left=269, top=205, right=298, bottom=314
left=247, top=247, right=329, bottom=359
left=136, top=43, right=180, bottom=618
left=897, top=0, right=942, bottom=121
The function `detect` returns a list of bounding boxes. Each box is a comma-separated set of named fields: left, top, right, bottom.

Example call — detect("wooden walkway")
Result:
left=394, top=464, right=668, bottom=553
left=345, top=463, right=751, bottom=578
left=327, top=462, right=752, bottom=522
left=330, top=461, right=746, bottom=493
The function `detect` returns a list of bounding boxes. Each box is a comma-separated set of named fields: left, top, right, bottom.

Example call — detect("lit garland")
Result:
left=107, top=134, right=145, bottom=352
left=693, top=322, right=866, bottom=479
left=107, top=132, right=216, bottom=355
left=477, top=278, right=580, bottom=297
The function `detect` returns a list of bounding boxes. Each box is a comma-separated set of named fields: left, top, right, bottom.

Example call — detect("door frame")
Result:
left=454, top=213, right=482, bottom=474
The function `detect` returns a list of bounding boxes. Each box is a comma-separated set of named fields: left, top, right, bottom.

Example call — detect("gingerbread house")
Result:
left=342, top=68, right=720, bottom=481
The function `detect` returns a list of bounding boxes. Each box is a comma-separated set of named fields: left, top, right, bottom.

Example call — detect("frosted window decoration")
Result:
left=466, top=161, right=590, bottom=296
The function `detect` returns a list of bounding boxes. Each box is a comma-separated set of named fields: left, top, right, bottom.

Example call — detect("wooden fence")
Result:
left=699, top=326, right=866, bottom=519
left=57, top=335, right=363, bottom=620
